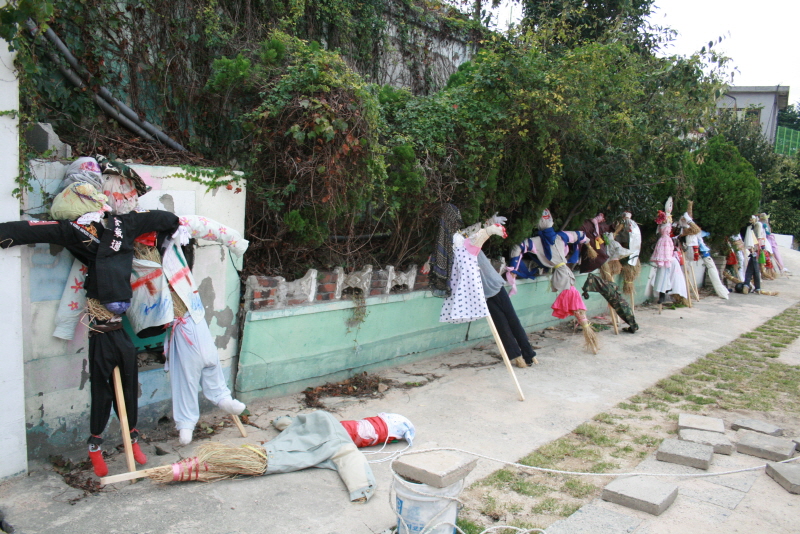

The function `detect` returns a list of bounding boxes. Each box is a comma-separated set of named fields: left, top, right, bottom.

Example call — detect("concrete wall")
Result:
left=377, top=17, right=474, bottom=92
left=21, top=162, right=245, bottom=460
left=0, top=20, right=28, bottom=481
left=236, top=267, right=652, bottom=402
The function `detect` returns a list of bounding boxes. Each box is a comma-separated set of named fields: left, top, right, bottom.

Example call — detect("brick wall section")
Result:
left=370, top=269, right=389, bottom=296
left=316, top=271, right=338, bottom=302
left=248, top=275, right=280, bottom=310
left=248, top=266, right=431, bottom=310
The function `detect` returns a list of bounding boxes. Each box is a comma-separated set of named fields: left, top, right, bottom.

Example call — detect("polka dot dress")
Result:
left=440, top=233, right=489, bottom=323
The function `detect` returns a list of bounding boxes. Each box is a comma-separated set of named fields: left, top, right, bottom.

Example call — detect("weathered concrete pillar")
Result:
left=0, top=17, right=28, bottom=480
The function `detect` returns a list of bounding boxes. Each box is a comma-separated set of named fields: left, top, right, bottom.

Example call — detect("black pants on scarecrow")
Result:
left=486, top=287, right=538, bottom=364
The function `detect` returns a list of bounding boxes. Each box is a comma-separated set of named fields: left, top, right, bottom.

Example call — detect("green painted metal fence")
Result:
left=776, top=126, right=800, bottom=156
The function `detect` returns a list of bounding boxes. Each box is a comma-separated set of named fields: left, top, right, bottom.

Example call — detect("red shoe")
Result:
left=131, top=441, right=148, bottom=465
left=89, top=449, right=108, bottom=477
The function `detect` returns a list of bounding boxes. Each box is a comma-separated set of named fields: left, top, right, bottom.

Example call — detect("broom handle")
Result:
left=113, top=366, right=137, bottom=474
left=101, top=466, right=162, bottom=485
left=232, top=414, right=247, bottom=437
left=680, top=251, right=693, bottom=307
left=608, top=305, right=619, bottom=335
left=688, top=261, right=701, bottom=300
left=485, top=315, right=525, bottom=401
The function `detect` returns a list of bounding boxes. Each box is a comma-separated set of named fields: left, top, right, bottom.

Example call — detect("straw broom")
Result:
left=599, top=262, right=614, bottom=282
left=573, top=310, right=599, bottom=355
left=621, top=263, right=640, bottom=291
left=103, top=442, right=268, bottom=485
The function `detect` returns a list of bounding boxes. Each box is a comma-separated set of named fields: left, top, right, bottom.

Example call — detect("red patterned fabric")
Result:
left=340, top=416, right=389, bottom=448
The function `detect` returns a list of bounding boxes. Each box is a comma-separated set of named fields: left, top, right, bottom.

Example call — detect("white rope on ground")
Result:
left=365, top=437, right=413, bottom=463
left=388, top=446, right=799, bottom=534
left=394, top=446, right=799, bottom=479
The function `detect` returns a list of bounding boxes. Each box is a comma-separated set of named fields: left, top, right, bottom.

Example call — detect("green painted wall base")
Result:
left=235, top=266, right=652, bottom=403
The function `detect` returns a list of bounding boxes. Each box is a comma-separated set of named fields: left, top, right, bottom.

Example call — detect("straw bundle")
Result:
left=723, top=270, right=742, bottom=285
left=621, top=263, right=640, bottom=293
left=196, top=442, right=267, bottom=477
left=87, top=298, right=114, bottom=321
left=574, top=310, right=599, bottom=355
left=671, top=295, right=688, bottom=306
left=134, top=242, right=162, bottom=263
left=147, top=457, right=226, bottom=484
left=683, top=221, right=701, bottom=236
left=599, top=262, right=613, bottom=282
left=585, top=245, right=598, bottom=260
left=172, top=289, right=188, bottom=317
left=759, top=290, right=779, bottom=296
left=149, top=442, right=268, bottom=484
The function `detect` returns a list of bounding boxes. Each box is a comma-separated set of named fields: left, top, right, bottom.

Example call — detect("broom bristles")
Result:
left=585, top=245, right=598, bottom=260
left=574, top=310, right=599, bottom=354
left=683, top=221, right=701, bottom=236
left=608, top=259, right=622, bottom=276
left=149, top=443, right=268, bottom=484
left=599, top=262, right=613, bottom=282
left=147, top=458, right=229, bottom=484
left=621, top=263, right=640, bottom=293
left=196, top=442, right=268, bottom=477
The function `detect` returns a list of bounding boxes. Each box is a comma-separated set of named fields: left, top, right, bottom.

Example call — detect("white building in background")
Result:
left=716, top=85, right=790, bottom=144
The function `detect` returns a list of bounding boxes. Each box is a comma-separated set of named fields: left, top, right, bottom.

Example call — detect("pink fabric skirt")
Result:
left=551, top=286, right=586, bottom=319
left=650, top=236, right=673, bottom=267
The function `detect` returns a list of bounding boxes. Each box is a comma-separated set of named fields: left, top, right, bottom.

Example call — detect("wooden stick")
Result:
left=629, top=287, right=635, bottom=312
left=608, top=305, right=619, bottom=335
left=231, top=414, right=247, bottom=438
left=485, top=315, right=525, bottom=401
left=688, top=261, right=701, bottom=301
left=101, top=466, right=162, bottom=485
left=680, top=251, right=693, bottom=308
left=112, top=366, right=136, bottom=474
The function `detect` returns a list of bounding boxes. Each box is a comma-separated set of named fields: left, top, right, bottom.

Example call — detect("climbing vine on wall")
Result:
left=1, top=0, right=741, bottom=277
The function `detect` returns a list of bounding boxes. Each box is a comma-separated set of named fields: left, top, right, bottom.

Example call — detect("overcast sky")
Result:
left=649, top=0, right=799, bottom=104
left=492, top=0, right=800, bottom=106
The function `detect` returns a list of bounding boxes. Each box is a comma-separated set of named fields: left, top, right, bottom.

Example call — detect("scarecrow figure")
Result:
left=507, top=210, right=599, bottom=354
left=0, top=181, right=180, bottom=476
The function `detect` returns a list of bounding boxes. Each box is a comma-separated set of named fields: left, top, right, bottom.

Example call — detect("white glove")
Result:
left=488, top=212, right=507, bottom=226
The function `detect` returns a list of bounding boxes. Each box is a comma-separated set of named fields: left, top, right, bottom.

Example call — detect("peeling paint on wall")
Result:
left=198, top=276, right=237, bottom=350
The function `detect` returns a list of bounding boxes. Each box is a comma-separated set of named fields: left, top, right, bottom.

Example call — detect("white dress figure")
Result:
left=439, top=233, right=490, bottom=324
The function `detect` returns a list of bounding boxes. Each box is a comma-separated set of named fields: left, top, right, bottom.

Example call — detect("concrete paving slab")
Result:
left=632, top=456, right=706, bottom=476
left=677, top=480, right=747, bottom=510
left=624, top=494, right=736, bottom=534
left=701, top=452, right=763, bottom=493
left=679, top=428, right=734, bottom=455
left=765, top=462, right=800, bottom=494
left=792, top=436, right=800, bottom=452
left=546, top=501, right=642, bottom=534
left=735, top=430, right=797, bottom=461
left=601, top=476, right=678, bottom=516
left=679, top=414, right=726, bottom=434
left=656, top=438, right=714, bottom=470
left=731, top=418, right=784, bottom=437
left=391, top=449, right=477, bottom=488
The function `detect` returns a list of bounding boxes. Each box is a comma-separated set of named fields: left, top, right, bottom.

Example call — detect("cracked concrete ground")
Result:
left=1, top=250, right=799, bottom=534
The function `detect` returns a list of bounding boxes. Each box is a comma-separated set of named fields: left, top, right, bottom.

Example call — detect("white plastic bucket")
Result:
left=394, top=473, right=464, bottom=534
